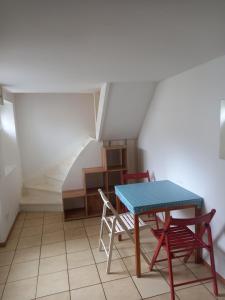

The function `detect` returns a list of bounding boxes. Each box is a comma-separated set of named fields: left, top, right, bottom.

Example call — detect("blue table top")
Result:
left=115, top=180, right=203, bottom=214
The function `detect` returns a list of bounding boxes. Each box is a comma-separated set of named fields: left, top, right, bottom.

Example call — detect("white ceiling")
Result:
left=1, top=0, right=225, bottom=92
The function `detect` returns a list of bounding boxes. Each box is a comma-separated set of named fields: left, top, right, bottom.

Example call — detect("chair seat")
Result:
left=152, top=226, right=207, bottom=253
left=106, top=212, right=149, bottom=234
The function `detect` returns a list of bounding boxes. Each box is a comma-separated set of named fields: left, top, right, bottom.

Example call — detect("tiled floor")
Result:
left=0, top=212, right=225, bottom=300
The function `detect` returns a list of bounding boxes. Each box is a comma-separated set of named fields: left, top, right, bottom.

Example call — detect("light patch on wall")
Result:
left=219, top=100, right=225, bottom=159
left=0, top=100, right=16, bottom=138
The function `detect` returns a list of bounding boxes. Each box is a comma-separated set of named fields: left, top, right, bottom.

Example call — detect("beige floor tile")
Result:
left=8, top=259, right=39, bottom=282
left=88, top=235, right=101, bottom=249
left=204, top=278, right=225, bottom=298
left=44, top=215, right=63, bottom=225
left=36, top=270, right=69, bottom=298
left=14, top=246, right=40, bottom=263
left=23, top=218, right=43, bottom=228
left=103, top=277, right=141, bottom=300
left=17, top=212, right=26, bottom=220
left=67, top=249, right=94, bottom=269
left=0, top=284, right=4, bottom=298
left=186, top=261, right=212, bottom=279
left=14, top=219, right=24, bottom=229
left=92, top=247, right=120, bottom=263
left=0, top=239, right=18, bottom=253
left=160, top=264, right=197, bottom=290
left=176, top=284, right=216, bottom=300
left=97, top=259, right=129, bottom=282
left=85, top=224, right=101, bottom=237
left=8, top=228, right=22, bottom=240
left=63, top=219, right=83, bottom=229
left=41, top=241, right=66, bottom=258
left=116, top=239, right=136, bottom=258
left=42, top=230, right=64, bottom=245
left=155, top=253, right=182, bottom=270
left=132, top=272, right=170, bottom=298
left=21, top=226, right=43, bottom=238
left=83, top=217, right=101, bottom=227
left=64, top=227, right=86, bottom=240
left=25, top=212, right=44, bottom=220
left=3, top=277, right=37, bottom=300
left=71, top=284, right=106, bottom=300
left=69, top=264, right=100, bottom=290
left=43, top=223, right=64, bottom=234
left=44, top=212, right=63, bottom=218
left=122, top=255, right=151, bottom=276
left=66, top=237, right=90, bottom=253
left=36, top=291, right=70, bottom=300
left=17, top=235, right=42, bottom=249
left=0, top=265, right=10, bottom=284
left=0, top=251, right=14, bottom=267
left=39, top=254, right=67, bottom=275
left=145, top=292, right=179, bottom=299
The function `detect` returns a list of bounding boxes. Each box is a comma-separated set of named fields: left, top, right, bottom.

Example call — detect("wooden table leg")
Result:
left=195, top=206, right=202, bottom=263
left=134, top=214, right=141, bottom=277
left=116, top=196, right=122, bottom=241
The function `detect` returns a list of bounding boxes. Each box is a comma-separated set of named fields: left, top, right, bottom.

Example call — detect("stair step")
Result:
left=25, top=183, right=62, bottom=193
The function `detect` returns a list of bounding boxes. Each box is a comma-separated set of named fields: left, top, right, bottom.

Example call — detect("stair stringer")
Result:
left=63, top=139, right=103, bottom=191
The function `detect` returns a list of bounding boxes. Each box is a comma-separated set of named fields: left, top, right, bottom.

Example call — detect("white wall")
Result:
left=0, top=90, right=22, bottom=242
left=102, top=82, right=156, bottom=140
left=15, top=93, right=96, bottom=183
left=138, top=55, right=225, bottom=278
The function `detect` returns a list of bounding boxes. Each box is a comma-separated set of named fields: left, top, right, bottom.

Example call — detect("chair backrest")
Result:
left=122, top=170, right=151, bottom=184
left=164, top=209, right=216, bottom=231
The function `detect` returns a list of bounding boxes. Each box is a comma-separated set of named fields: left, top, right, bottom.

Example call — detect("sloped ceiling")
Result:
left=101, top=82, right=156, bottom=140
left=0, top=0, right=225, bottom=92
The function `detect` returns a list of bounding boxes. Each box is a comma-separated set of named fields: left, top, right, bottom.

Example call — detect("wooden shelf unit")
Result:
left=63, top=145, right=127, bottom=221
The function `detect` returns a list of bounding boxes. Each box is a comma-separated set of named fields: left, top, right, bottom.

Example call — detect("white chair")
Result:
left=98, top=189, right=150, bottom=273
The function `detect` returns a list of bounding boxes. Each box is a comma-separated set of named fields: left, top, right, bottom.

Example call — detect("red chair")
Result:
left=149, top=209, right=218, bottom=300
left=122, top=170, right=159, bottom=229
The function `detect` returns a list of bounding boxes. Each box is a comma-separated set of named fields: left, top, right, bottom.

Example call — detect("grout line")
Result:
left=0, top=212, right=26, bottom=299
left=63, top=225, right=72, bottom=300
left=34, top=217, right=44, bottom=299
left=83, top=223, right=108, bottom=300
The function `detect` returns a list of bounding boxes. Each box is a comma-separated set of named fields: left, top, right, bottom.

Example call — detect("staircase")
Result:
left=20, top=137, right=95, bottom=211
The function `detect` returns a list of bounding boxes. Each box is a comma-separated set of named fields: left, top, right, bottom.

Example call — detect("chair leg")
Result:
left=149, top=237, right=163, bottom=271
left=207, top=226, right=218, bottom=296
left=99, top=219, right=104, bottom=251
left=106, top=230, right=115, bottom=274
left=165, top=236, right=175, bottom=300
left=209, top=247, right=218, bottom=296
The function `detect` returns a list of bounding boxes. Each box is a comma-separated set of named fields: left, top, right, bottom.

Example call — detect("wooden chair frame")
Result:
left=149, top=209, right=218, bottom=300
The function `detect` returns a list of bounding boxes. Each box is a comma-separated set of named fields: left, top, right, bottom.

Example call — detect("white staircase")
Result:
left=20, top=137, right=94, bottom=211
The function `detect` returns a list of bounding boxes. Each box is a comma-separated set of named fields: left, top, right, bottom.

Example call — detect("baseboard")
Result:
left=0, top=212, right=19, bottom=247
left=20, top=203, right=63, bottom=212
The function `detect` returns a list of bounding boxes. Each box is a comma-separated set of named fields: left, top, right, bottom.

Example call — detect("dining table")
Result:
left=115, top=180, right=203, bottom=277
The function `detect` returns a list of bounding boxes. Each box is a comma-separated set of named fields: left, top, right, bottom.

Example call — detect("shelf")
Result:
left=83, top=166, right=106, bottom=174
left=86, top=187, right=106, bottom=196
left=64, top=208, right=86, bottom=221
left=62, top=189, right=85, bottom=199
left=103, top=145, right=126, bottom=150
left=107, top=166, right=127, bottom=171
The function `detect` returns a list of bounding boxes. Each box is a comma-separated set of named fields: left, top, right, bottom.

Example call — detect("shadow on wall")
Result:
left=137, top=147, right=156, bottom=180
left=137, top=148, right=147, bottom=172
